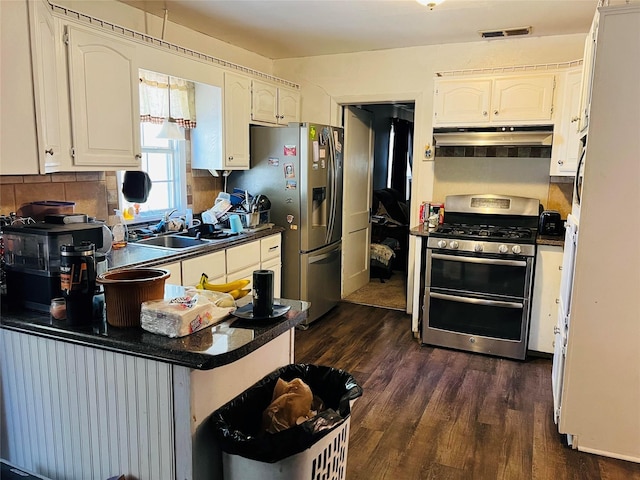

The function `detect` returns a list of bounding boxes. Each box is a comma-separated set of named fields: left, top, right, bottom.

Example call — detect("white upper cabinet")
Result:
left=251, top=80, right=300, bottom=125
left=578, top=10, right=599, bottom=135
left=550, top=68, right=582, bottom=176
left=223, top=73, right=251, bottom=169
left=1, top=0, right=41, bottom=175
left=28, top=0, right=70, bottom=173
left=434, top=73, right=556, bottom=126
left=192, top=72, right=250, bottom=171
left=433, top=78, right=492, bottom=125
left=66, top=24, right=141, bottom=168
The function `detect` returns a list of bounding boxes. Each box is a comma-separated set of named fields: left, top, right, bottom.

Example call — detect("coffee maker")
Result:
left=60, top=242, right=96, bottom=324
left=3, top=222, right=105, bottom=312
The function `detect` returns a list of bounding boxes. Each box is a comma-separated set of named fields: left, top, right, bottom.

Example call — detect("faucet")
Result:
left=163, top=209, right=178, bottom=222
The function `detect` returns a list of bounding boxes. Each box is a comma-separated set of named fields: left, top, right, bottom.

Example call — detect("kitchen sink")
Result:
left=135, top=234, right=208, bottom=250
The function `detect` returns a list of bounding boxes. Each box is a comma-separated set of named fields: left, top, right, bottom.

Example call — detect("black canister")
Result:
left=252, top=270, right=274, bottom=317
left=60, top=242, right=96, bottom=324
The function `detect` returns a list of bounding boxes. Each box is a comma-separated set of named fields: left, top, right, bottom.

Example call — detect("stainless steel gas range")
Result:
left=422, top=194, right=540, bottom=360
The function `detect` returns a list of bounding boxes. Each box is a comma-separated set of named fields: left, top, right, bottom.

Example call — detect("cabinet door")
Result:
left=28, top=0, right=69, bottom=173
left=226, top=241, right=261, bottom=275
left=182, top=250, right=226, bottom=287
left=277, top=88, right=300, bottom=125
left=251, top=80, right=278, bottom=124
left=529, top=245, right=564, bottom=353
left=226, top=266, right=257, bottom=289
left=66, top=25, right=141, bottom=168
left=433, top=78, right=491, bottom=125
left=491, top=74, right=555, bottom=123
left=579, top=11, right=599, bottom=134
left=550, top=69, right=582, bottom=176
left=161, top=261, right=183, bottom=286
left=261, top=257, right=281, bottom=298
left=1, top=0, right=41, bottom=175
left=223, top=73, right=251, bottom=169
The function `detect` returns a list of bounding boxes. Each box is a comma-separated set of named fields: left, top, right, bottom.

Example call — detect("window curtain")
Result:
left=139, top=70, right=196, bottom=129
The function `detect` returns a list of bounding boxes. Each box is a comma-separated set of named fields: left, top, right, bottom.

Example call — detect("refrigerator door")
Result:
left=300, top=241, right=342, bottom=324
left=299, top=124, right=343, bottom=252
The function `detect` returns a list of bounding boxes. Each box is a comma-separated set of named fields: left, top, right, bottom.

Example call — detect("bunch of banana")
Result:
left=197, top=273, right=251, bottom=300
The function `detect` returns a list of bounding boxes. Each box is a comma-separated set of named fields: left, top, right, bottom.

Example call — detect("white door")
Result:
left=342, top=106, right=374, bottom=297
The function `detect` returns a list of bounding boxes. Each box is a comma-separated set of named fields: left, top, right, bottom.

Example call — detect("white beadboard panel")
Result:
left=0, top=329, right=177, bottom=479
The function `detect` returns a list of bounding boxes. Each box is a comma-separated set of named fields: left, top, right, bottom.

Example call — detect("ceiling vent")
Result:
left=479, top=26, right=532, bottom=39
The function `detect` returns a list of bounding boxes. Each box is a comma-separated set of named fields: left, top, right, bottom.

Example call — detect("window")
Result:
left=117, top=122, right=186, bottom=220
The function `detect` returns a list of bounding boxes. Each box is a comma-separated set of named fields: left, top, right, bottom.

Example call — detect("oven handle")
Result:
left=431, top=253, right=527, bottom=268
left=429, top=291, right=524, bottom=309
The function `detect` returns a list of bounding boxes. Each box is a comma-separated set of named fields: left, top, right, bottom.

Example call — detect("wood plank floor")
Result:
left=294, top=302, right=640, bottom=480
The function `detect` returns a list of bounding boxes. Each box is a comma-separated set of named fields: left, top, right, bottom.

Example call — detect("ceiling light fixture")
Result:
left=416, top=0, right=446, bottom=10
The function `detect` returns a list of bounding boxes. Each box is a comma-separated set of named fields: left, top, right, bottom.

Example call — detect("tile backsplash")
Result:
left=1, top=169, right=223, bottom=225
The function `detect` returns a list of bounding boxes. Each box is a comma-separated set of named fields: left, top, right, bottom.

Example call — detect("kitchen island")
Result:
left=0, top=291, right=309, bottom=480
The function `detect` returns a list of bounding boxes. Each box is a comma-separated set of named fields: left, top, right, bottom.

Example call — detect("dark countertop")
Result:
left=1, top=286, right=309, bottom=370
left=107, top=225, right=285, bottom=270
left=536, top=235, right=565, bottom=247
left=409, top=224, right=435, bottom=237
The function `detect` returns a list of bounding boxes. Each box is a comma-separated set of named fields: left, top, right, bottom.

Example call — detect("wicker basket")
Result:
left=97, top=268, right=170, bottom=327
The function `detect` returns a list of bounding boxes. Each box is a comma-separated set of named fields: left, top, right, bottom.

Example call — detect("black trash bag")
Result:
left=211, top=363, right=363, bottom=463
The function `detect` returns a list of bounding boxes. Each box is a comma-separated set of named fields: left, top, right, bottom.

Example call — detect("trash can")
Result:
left=211, top=363, right=363, bottom=480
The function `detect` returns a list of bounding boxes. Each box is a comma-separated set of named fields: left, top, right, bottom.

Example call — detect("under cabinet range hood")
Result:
left=433, top=125, right=553, bottom=147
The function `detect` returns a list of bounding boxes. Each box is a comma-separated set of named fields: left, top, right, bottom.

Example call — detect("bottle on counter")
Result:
left=111, top=210, right=128, bottom=249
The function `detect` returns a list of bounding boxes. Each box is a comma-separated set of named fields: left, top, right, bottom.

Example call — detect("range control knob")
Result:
left=498, top=244, right=509, bottom=254
left=449, top=241, right=459, bottom=250
left=437, top=240, right=447, bottom=249
left=474, top=243, right=483, bottom=252
left=512, top=245, right=522, bottom=255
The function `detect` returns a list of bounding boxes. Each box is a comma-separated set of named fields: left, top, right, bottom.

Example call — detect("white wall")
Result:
left=274, top=34, right=586, bottom=222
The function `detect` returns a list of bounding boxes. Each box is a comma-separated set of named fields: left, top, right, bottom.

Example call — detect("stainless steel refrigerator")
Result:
left=227, top=123, right=343, bottom=324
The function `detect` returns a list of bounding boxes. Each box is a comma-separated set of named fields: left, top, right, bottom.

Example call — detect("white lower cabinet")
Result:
left=529, top=245, right=564, bottom=353
left=161, top=261, right=183, bottom=286
left=181, top=250, right=226, bottom=286
left=260, top=234, right=282, bottom=297
left=226, top=241, right=261, bottom=290
left=261, top=257, right=282, bottom=298
left=158, top=234, right=281, bottom=293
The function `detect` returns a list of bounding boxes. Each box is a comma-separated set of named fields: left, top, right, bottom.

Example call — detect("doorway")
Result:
left=342, top=102, right=415, bottom=311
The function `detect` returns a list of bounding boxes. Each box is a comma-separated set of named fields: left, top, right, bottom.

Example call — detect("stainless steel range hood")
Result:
left=433, top=126, right=553, bottom=147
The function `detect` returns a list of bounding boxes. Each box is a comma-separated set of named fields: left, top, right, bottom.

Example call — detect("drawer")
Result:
left=226, top=241, right=261, bottom=274
left=261, top=234, right=281, bottom=262
left=182, top=250, right=226, bottom=286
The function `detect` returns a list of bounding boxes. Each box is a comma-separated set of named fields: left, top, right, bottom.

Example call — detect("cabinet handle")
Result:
left=135, top=154, right=142, bottom=159
left=268, top=246, right=279, bottom=251
left=494, top=110, right=499, bottom=115
left=45, top=148, right=54, bottom=155
left=557, top=160, right=564, bottom=165
left=482, top=111, right=488, bottom=116
left=570, top=116, right=579, bottom=123
left=228, top=156, right=234, bottom=161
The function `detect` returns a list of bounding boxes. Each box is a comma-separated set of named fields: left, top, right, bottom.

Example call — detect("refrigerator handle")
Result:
left=326, top=128, right=337, bottom=244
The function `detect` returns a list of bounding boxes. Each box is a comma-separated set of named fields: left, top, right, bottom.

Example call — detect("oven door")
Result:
left=422, top=249, right=534, bottom=360
left=427, top=250, right=531, bottom=298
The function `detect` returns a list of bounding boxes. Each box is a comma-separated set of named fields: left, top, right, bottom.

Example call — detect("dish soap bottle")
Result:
left=111, top=210, right=128, bottom=249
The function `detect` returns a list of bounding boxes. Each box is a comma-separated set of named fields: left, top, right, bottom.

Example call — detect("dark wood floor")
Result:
left=294, top=302, right=640, bottom=480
